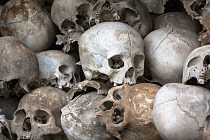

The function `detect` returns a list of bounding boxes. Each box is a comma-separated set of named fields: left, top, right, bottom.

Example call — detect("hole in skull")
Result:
left=112, top=108, right=124, bottom=124
left=187, top=56, right=202, bottom=68
left=134, top=55, right=144, bottom=69
left=113, top=88, right=125, bottom=100
left=59, top=65, right=71, bottom=75
left=14, top=110, right=26, bottom=123
left=71, top=87, right=97, bottom=99
left=125, top=67, right=134, bottom=78
left=61, top=19, right=76, bottom=33
left=100, top=101, right=114, bottom=111
left=108, top=55, right=124, bottom=69
left=34, top=110, right=50, bottom=124
left=186, top=77, right=198, bottom=85
left=190, top=0, right=206, bottom=15
left=22, top=117, right=31, bottom=132
left=206, top=115, right=210, bottom=131
left=204, top=55, right=210, bottom=67
left=7, top=79, right=18, bottom=90
left=164, top=0, right=184, bottom=12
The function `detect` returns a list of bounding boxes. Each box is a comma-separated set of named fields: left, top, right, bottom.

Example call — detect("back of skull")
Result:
left=79, top=22, right=144, bottom=85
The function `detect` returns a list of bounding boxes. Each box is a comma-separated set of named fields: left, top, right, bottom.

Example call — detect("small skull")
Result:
left=182, top=45, right=210, bottom=87
left=0, top=0, right=56, bottom=52
left=95, top=83, right=161, bottom=140
left=11, top=86, right=68, bottom=140
left=90, top=0, right=152, bottom=37
left=0, top=36, right=39, bottom=98
left=36, top=50, right=81, bottom=89
left=79, top=22, right=145, bottom=85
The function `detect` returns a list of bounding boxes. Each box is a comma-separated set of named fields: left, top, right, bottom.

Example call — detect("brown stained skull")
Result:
left=0, top=36, right=39, bottom=98
left=95, top=83, right=162, bottom=140
left=11, top=87, right=68, bottom=140
left=90, top=0, right=152, bottom=37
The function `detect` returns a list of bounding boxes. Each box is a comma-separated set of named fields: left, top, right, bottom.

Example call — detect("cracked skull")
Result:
left=95, top=83, right=161, bottom=140
left=89, top=0, right=152, bottom=37
left=182, top=45, right=210, bottom=87
left=11, top=86, right=68, bottom=140
left=0, top=0, right=56, bottom=52
left=144, top=27, right=200, bottom=85
left=0, top=36, right=39, bottom=98
left=153, top=83, right=210, bottom=140
left=79, top=22, right=145, bottom=85
left=36, top=50, right=80, bottom=89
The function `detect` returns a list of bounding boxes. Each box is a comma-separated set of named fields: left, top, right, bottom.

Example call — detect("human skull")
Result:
left=11, top=86, right=68, bottom=140
left=0, top=36, right=39, bottom=98
left=90, top=0, right=152, bottom=37
left=79, top=22, right=145, bottom=85
left=154, top=12, right=201, bottom=33
left=153, top=83, right=210, bottom=140
left=51, top=0, right=97, bottom=34
left=182, top=45, right=210, bottom=87
left=61, top=80, right=114, bottom=140
left=0, top=0, right=56, bottom=52
left=144, top=27, right=200, bottom=85
left=95, top=83, right=161, bottom=140
left=36, top=50, right=80, bottom=89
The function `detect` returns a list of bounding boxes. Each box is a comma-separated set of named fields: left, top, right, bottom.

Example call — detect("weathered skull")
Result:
left=0, top=36, right=39, bottom=98
left=51, top=0, right=97, bottom=34
left=95, top=83, right=161, bottom=140
left=36, top=50, right=80, bottom=89
left=182, top=45, right=210, bottom=87
left=61, top=80, right=114, bottom=140
left=154, top=12, right=201, bottom=33
left=11, top=87, right=68, bottom=140
left=79, top=22, right=145, bottom=85
left=0, top=110, right=13, bottom=140
left=144, top=27, right=200, bottom=85
left=0, top=0, right=56, bottom=52
left=90, top=0, right=152, bottom=37
left=153, top=83, right=210, bottom=140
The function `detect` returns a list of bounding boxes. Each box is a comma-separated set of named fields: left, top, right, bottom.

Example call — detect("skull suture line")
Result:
left=79, top=22, right=145, bottom=85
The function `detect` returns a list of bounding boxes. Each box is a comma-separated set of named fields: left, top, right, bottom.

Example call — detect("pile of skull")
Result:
left=1, top=0, right=210, bottom=139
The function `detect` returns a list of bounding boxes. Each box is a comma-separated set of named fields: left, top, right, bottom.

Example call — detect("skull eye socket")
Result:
left=187, top=56, right=202, bottom=68
left=108, top=55, right=124, bottom=69
left=59, top=65, right=70, bottom=75
left=61, top=19, right=76, bottom=33
left=112, top=108, right=124, bottom=124
left=34, top=110, right=50, bottom=124
left=14, top=109, right=26, bottom=124
left=203, top=55, right=210, bottom=66
left=206, top=115, right=210, bottom=131
left=100, top=101, right=114, bottom=111
left=134, top=55, right=144, bottom=69
left=113, top=87, right=125, bottom=100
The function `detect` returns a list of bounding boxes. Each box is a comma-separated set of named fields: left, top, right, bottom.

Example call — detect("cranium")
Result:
left=11, top=86, right=68, bottom=140
left=182, top=45, right=210, bottom=88
left=61, top=80, right=114, bottom=140
left=0, top=36, right=39, bottom=98
left=36, top=50, right=80, bottom=89
left=153, top=83, right=210, bottom=140
left=0, top=0, right=55, bottom=52
left=90, top=0, right=152, bottom=37
left=95, top=83, right=161, bottom=140
left=79, top=22, right=145, bottom=85
left=144, top=27, right=200, bottom=85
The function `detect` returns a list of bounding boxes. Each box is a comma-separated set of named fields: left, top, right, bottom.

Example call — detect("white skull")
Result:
left=11, top=87, right=68, bottom=140
left=0, top=0, right=56, bottom=52
left=153, top=83, right=210, bottom=140
left=182, top=45, right=210, bottom=86
left=144, top=27, right=200, bottom=85
left=36, top=50, right=80, bottom=89
left=79, top=22, right=145, bottom=85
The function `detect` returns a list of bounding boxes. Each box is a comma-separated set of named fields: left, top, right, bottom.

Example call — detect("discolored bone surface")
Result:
left=144, top=27, right=200, bottom=85
left=0, top=0, right=55, bottom=52
left=95, top=83, right=162, bottom=140
left=0, top=36, right=39, bottom=98
left=140, top=0, right=168, bottom=14
left=0, top=110, right=13, bottom=140
left=153, top=83, right=210, bottom=140
left=11, top=86, right=68, bottom=140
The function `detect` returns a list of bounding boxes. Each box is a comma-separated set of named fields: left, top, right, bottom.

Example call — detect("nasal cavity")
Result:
left=125, top=67, right=134, bottom=78
left=22, top=117, right=31, bottom=132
